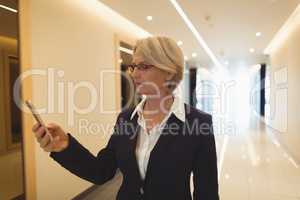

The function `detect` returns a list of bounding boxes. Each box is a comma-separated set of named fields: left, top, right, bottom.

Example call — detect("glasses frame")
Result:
left=127, top=63, right=154, bottom=73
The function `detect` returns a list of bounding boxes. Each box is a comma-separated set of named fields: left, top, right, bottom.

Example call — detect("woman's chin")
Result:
left=136, top=90, right=146, bottom=96
left=136, top=89, right=150, bottom=96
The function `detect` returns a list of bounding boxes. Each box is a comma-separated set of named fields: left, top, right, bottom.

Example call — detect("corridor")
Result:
left=1, top=0, right=300, bottom=199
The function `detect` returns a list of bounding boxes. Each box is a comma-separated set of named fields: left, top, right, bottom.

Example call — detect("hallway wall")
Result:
left=28, top=0, right=149, bottom=199
left=0, top=36, right=24, bottom=200
left=268, top=23, right=300, bottom=161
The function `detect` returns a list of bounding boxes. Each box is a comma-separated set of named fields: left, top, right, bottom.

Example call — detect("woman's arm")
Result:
left=44, top=115, right=122, bottom=185
left=192, top=115, right=219, bottom=200
left=50, top=131, right=118, bottom=185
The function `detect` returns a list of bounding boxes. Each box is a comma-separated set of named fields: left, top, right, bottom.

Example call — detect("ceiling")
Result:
left=0, top=0, right=17, bottom=9
left=0, top=0, right=18, bottom=39
left=100, top=0, right=300, bottom=69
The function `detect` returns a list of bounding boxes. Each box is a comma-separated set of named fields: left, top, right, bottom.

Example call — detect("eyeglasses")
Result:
left=127, top=63, right=153, bottom=73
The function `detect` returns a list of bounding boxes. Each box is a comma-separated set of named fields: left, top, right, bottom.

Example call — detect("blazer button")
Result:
left=140, top=187, right=144, bottom=194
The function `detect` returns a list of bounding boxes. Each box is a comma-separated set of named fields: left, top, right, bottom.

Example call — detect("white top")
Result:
left=130, top=95, right=186, bottom=180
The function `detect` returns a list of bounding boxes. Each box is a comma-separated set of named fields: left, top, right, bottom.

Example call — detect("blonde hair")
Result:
left=133, top=36, right=184, bottom=91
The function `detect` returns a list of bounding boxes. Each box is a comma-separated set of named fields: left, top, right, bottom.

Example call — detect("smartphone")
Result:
left=25, top=100, right=53, bottom=141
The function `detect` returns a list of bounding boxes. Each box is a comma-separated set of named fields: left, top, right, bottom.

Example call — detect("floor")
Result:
left=216, top=116, right=300, bottom=200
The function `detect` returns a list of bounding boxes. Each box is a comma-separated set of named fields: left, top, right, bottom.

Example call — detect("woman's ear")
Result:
left=165, top=72, right=174, bottom=81
left=164, top=73, right=177, bottom=91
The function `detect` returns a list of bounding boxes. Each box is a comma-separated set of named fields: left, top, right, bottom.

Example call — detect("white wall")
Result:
left=29, top=0, right=148, bottom=199
left=267, top=23, right=300, bottom=161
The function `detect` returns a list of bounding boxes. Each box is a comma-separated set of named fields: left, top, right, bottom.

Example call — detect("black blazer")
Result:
left=50, top=104, right=219, bottom=200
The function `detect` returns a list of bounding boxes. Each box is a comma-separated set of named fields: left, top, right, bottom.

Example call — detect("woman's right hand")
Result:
left=32, top=123, right=69, bottom=153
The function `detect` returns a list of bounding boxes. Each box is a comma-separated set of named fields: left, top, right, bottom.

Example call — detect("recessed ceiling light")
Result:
left=146, top=16, right=153, bottom=21
left=256, top=32, right=262, bottom=37
left=242, top=155, right=247, bottom=160
left=192, top=53, right=197, bottom=58
left=249, top=48, right=255, bottom=53
left=184, top=56, right=188, bottom=60
left=257, top=157, right=261, bottom=162
left=0, top=4, right=18, bottom=13
left=225, top=174, right=230, bottom=179
left=224, top=61, right=229, bottom=65
left=177, top=40, right=183, bottom=46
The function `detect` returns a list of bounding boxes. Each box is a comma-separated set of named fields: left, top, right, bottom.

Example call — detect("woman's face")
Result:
left=130, top=57, right=171, bottom=96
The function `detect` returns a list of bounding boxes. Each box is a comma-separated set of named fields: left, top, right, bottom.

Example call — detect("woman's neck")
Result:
left=143, top=93, right=174, bottom=116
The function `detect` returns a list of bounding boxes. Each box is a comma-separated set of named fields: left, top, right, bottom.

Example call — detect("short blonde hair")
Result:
left=133, top=36, right=184, bottom=91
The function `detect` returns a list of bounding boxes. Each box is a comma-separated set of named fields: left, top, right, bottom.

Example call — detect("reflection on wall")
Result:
left=119, top=41, right=140, bottom=110
left=9, top=56, right=22, bottom=142
left=196, top=68, right=215, bottom=115
left=0, top=0, right=25, bottom=199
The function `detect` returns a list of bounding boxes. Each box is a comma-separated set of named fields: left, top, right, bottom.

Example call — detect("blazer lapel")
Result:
left=143, top=113, right=185, bottom=185
left=127, top=114, right=144, bottom=185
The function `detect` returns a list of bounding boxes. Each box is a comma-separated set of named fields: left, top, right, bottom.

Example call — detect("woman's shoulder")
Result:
left=184, top=103, right=212, bottom=122
left=183, top=104, right=214, bottom=139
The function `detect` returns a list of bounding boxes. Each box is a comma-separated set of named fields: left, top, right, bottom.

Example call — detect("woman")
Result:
left=32, top=36, right=219, bottom=200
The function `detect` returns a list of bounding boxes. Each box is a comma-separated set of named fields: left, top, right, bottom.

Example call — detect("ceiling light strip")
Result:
left=119, top=47, right=133, bottom=55
left=169, top=0, right=222, bottom=68
left=0, top=4, right=18, bottom=13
